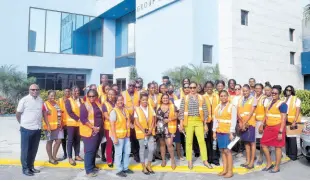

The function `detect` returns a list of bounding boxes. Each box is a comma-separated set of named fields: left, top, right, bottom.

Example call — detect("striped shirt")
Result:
left=178, top=95, right=208, bottom=121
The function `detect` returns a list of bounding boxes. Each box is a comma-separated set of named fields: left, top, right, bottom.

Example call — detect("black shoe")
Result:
left=23, top=170, right=34, bottom=176
left=101, top=157, right=107, bottom=162
left=212, top=161, right=220, bottom=166
left=116, top=171, right=127, bottom=177
left=96, top=154, right=101, bottom=159
left=93, top=167, right=100, bottom=172
left=134, top=156, right=140, bottom=163
left=194, top=153, right=200, bottom=158
left=124, top=169, right=134, bottom=174
left=30, top=168, right=40, bottom=173
left=108, top=163, right=113, bottom=168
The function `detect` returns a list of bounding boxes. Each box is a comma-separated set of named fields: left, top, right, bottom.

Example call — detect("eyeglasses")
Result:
left=189, top=87, right=196, bottom=89
left=88, top=96, right=96, bottom=98
left=30, top=89, right=40, bottom=91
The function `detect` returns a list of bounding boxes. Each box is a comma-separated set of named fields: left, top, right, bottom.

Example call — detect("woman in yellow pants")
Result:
left=179, top=82, right=213, bottom=169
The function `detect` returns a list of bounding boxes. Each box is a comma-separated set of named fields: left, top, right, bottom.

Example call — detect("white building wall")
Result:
left=230, top=0, right=303, bottom=88
left=135, top=0, right=194, bottom=84
left=0, top=0, right=114, bottom=85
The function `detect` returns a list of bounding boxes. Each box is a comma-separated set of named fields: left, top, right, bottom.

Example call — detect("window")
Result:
left=290, top=52, right=295, bottom=65
left=203, top=45, right=213, bottom=63
left=289, top=28, right=295, bottom=42
left=28, top=73, right=86, bottom=95
left=241, top=10, right=249, bottom=26
left=116, top=79, right=126, bottom=91
left=99, top=74, right=113, bottom=85
left=28, top=7, right=103, bottom=56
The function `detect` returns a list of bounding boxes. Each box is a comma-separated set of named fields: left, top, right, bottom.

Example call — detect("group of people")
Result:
left=16, top=75, right=301, bottom=178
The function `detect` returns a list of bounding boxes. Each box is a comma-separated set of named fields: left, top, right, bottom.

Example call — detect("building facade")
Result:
left=0, top=0, right=305, bottom=93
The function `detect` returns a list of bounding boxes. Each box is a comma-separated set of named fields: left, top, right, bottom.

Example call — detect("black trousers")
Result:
left=206, top=123, right=220, bottom=163
left=61, top=127, right=68, bottom=157
left=20, top=127, right=41, bottom=171
left=180, top=132, right=186, bottom=156
left=286, top=122, right=298, bottom=160
left=130, top=128, right=140, bottom=159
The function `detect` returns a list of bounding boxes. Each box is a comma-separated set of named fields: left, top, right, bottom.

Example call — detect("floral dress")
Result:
left=156, top=107, right=174, bottom=139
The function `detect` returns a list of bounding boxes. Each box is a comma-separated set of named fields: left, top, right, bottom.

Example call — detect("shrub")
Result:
left=296, top=90, right=310, bottom=117
left=0, top=99, right=16, bottom=115
left=40, top=90, right=64, bottom=101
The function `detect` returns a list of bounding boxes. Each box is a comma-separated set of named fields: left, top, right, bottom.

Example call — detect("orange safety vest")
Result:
left=255, top=94, right=266, bottom=121
left=122, top=90, right=140, bottom=115
left=100, top=94, right=107, bottom=104
left=238, top=96, right=256, bottom=127
left=183, top=95, right=205, bottom=126
left=214, top=103, right=233, bottom=133
left=134, top=106, right=156, bottom=139
left=79, top=101, right=103, bottom=137
left=157, top=103, right=177, bottom=134
left=58, top=97, right=68, bottom=126
left=66, top=97, right=83, bottom=127
left=287, top=96, right=301, bottom=123
left=171, top=94, right=178, bottom=101
left=114, top=107, right=130, bottom=139
left=266, top=100, right=284, bottom=126
left=42, top=101, right=62, bottom=130
left=203, top=93, right=220, bottom=122
left=103, top=101, right=114, bottom=130
left=148, top=94, right=158, bottom=109
left=97, top=85, right=104, bottom=97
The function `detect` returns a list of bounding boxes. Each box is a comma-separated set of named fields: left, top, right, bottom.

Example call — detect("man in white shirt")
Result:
left=16, top=84, right=43, bottom=176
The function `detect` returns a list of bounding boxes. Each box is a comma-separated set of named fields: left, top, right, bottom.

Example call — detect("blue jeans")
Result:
left=113, top=137, right=131, bottom=173
left=20, top=127, right=41, bottom=171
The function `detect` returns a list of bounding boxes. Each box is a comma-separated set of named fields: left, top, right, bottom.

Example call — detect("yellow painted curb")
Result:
left=0, top=157, right=290, bottom=175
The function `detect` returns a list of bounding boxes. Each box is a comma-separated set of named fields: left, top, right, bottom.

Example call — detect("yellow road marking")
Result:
left=0, top=157, right=290, bottom=175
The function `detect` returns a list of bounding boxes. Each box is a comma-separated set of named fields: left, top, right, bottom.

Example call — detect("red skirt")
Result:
left=261, top=124, right=286, bottom=147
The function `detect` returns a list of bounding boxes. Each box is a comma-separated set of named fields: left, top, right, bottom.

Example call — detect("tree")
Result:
left=129, top=66, right=138, bottom=81
left=163, top=63, right=227, bottom=88
left=304, top=4, right=310, bottom=24
left=0, top=65, right=36, bottom=104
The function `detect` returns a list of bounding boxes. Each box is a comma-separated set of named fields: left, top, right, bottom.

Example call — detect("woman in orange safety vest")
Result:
left=213, top=90, right=237, bottom=178
left=79, top=89, right=103, bottom=177
left=42, top=90, right=64, bottom=165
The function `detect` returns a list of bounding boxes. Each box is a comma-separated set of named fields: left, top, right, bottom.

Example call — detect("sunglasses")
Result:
left=88, top=95, right=96, bottom=98
left=30, top=89, right=40, bottom=91
left=189, top=87, right=196, bottom=89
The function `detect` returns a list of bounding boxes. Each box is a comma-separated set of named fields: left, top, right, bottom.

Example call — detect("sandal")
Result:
left=142, top=169, right=150, bottom=175
left=245, top=165, right=254, bottom=170
left=203, top=161, right=213, bottom=169
left=48, top=159, right=58, bottom=165
left=69, top=159, right=76, bottom=166
left=75, top=156, right=84, bottom=161
left=146, top=167, right=155, bottom=174
left=240, top=163, right=249, bottom=167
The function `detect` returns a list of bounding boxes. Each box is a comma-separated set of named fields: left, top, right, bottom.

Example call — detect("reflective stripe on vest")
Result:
left=238, top=97, right=256, bottom=127
left=42, top=101, right=61, bottom=130
left=79, top=101, right=102, bottom=137
left=135, top=106, right=155, bottom=139
left=114, top=108, right=130, bottom=139
left=104, top=101, right=113, bottom=130
left=287, top=96, right=301, bottom=123
left=255, top=95, right=266, bottom=121
left=214, top=103, right=233, bottom=133
left=123, top=91, right=140, bottom=115
left=66, top=98, right=82, bottom=127
left=266, top=100, right=283, bottom=126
